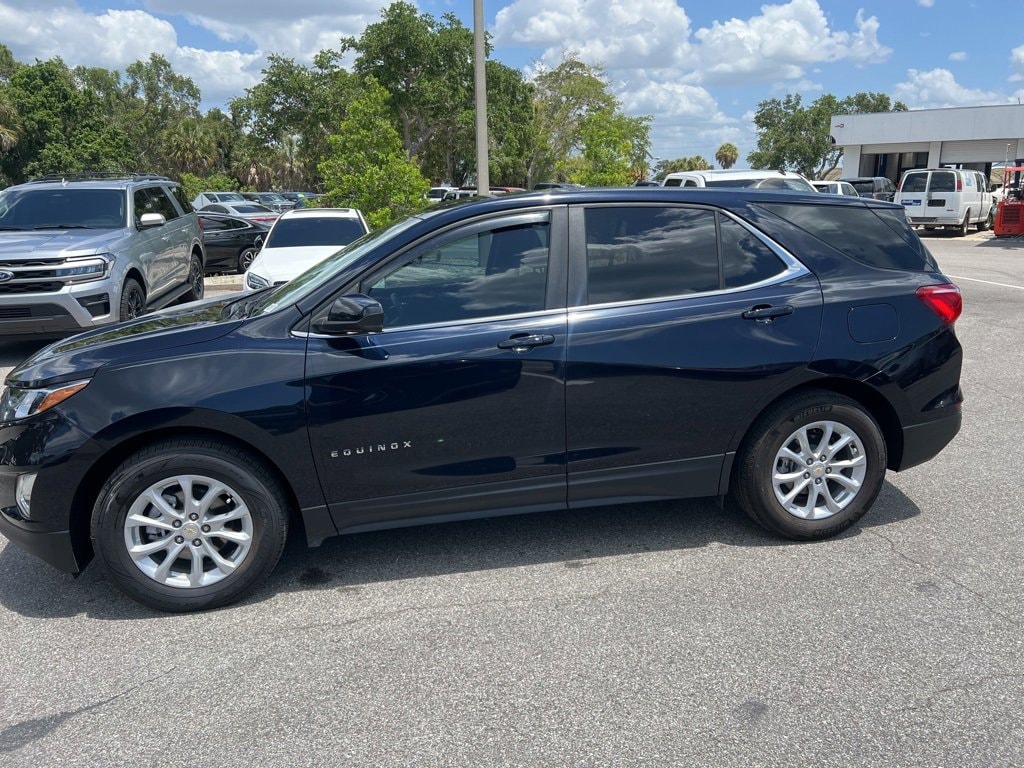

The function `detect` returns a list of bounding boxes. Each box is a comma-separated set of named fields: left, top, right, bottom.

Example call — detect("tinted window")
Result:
left=720, top=218, right=786, bottom=288
left=216, top=193, right=245, bottom=202
left=849, top=180, right=876, bottom=195
left=367, top=220, right=550, bottom=327
left=901, top=173, right=928, bottom=193
left=929, top=172, right=956, bottom=193
left=232, top=205, right=273, bottom=214
left=0, top=188, right=126, bottom=229
left=199, top=216, right=229, bottom=232
left=266, top=217, right=367, bottom=248
left=761, top=203, right=938, bottom=272
left=146, top=187, right=180, bottom=220
left=134, top=188, right=162, bottom=224
left=584, top=207, right=718, bottom=304
left=663, top=178, right=683, bottom=187
left=169, top=185, right=193, bottom=213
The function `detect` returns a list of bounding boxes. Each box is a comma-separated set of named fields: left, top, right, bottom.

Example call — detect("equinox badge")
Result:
left=331, top=441, right=413, bottom=458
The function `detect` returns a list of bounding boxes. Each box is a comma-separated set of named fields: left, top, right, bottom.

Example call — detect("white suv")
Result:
left=245, top=207, right=369, bottom=290
left=661, top=169, right=817, bottom=192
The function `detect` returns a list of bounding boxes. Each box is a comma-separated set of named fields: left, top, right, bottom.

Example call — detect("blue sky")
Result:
left=1, top=1, right=1021, bottom=167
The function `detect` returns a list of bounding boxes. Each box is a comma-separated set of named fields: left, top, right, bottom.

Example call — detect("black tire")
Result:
left=183, top=252, right=205, bottom=302
left=237, top=247, right=258, bottom=274
left=91, top=438, right=289, bottom=612
left=118, top=278, right=146, bottom=322
left=734, top=391, right=887, bottom=540
left=978, top=207, right=994, bottom=232
left=956, top=211, right=970, bottom=237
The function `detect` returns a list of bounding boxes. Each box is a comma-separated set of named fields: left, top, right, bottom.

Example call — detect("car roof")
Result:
left=664, top=169, right=805, bottom=180
left=277, top=207, right=363, bottom=219
left=11, top=178, right=170, bottom=191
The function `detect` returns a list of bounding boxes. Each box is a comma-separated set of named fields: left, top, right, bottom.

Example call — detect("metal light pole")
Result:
left=473, top=0, right=489, bottom=195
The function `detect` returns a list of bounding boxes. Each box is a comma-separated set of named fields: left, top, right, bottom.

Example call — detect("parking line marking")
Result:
left=945, top=275, right=1024, bottom=291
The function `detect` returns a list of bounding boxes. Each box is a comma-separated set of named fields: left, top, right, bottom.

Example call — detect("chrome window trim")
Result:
left=572, top=205, right=810, bottom=312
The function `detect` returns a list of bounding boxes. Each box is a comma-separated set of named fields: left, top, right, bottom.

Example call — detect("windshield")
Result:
left=0, top=187, right=127, bottom=229
left=265, top=216, right=367, bottom=248
left=252, top=216, right=422, bottom=316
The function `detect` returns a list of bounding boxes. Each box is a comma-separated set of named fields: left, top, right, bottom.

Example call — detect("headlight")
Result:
left=56, top=255, right=112, bottom=283
left=0, top=380, right=90, bottom=422
left=246, top=272, right=270, bottom=290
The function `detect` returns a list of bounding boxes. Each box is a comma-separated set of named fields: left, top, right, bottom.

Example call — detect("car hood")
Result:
left=0, top=228, right=127, bottom=260
left=6, top=295, right=245, bottom=388
left=248, top=245, right=342, bottom=284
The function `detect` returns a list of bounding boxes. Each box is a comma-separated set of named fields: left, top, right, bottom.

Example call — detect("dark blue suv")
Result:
left=0, top=189, right=963, bottom=611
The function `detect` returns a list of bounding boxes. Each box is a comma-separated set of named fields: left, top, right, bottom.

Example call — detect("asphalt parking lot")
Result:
left=0, top=231, right=1022, bottom=767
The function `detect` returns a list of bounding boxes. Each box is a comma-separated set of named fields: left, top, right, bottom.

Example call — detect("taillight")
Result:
left=917, top=283, right=962, bottom=324
left=956, top=178, right=962, bottom=191
left=197, top=217, right=205, bottom=232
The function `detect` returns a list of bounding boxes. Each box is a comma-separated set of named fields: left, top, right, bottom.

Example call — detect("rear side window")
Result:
left=663, top=178, right=683, bottom=187
left=901, top=173, right=927, bottom=193
left=719, top=218, right=787, bottom=288
left=761, top=203, right=938, bottom=272
left=584, top=207, right=718, bottom=304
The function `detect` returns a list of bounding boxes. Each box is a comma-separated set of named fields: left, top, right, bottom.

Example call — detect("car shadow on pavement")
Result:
left=975, top=235, right=1023, bottom=250
left=0, top=480, right=922, bottom=620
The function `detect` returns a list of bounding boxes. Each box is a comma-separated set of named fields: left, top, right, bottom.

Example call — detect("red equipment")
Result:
left=993, top=166, right=1024, bottom=237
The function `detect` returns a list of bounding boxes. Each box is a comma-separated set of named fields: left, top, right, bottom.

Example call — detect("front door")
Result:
left=306, top=208, right=569, bottom=532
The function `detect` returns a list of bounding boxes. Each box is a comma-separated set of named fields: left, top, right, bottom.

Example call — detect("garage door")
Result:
left=940, top=139, right=1017, bottom=163
left=862, top=143, right=930, bottom=154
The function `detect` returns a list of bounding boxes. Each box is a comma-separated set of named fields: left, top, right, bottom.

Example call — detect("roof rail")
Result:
left=25, top=173, right=173, bottom=184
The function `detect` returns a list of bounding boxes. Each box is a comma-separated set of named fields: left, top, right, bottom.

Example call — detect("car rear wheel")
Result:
left=91, top=439, right=289, bottom=612
left=734, top=391, right=886, bottom=540
left=183, top=252, right=205, bottom=302
left=978, top=207, right=994, bottom=232
left=957, top=211, right=970, bottom=237
left=237, top=247, right=258, bottom=274
left=119, top=278, right=145, bottom=322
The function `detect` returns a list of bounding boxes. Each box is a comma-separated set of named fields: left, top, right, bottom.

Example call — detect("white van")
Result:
left=661, top=169, right=817, bottom=192
left=896, top=168, right=993, bottom=235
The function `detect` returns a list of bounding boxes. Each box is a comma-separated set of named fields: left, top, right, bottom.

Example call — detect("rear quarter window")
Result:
left=760, top=202, right=938, bottom=272
left=900, top=173, right=928, bottom=193
left=930, top=172, right=956, bottom=193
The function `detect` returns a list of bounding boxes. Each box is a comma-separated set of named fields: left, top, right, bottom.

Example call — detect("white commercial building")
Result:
left=831, top=104, right=1024, bottom=182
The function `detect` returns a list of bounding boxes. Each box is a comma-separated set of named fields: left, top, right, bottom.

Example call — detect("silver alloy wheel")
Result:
left=771, top=420, right=868, bottom=520
left=123, top=474, right=253, bottom=588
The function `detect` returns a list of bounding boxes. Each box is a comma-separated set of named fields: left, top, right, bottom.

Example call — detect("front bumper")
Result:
left=0, top=506, right=80, bottom=573
left=0, top=279, right=116, bottom=336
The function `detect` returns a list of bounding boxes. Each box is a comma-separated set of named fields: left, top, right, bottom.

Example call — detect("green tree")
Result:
left=653, top=156, right=712, bottom=180
left=484, top=61, right=535, bottom=187
left=0, top=43, right=19, bottom=82
left=121, top=54, right=202, bottom=172
left=571, top=109, right=651, bottom=186
left=0, top=90, right=19, bottom=152
left=180, top=172, right=239, bottom=202
left=748, top=92, right=907, bottom=179
left=715, top=142, right=739, bottom=169
left=319, top=77, right=429, bottom=228
left=1, top=58, right=130, bottom=182
left=162, top=117, right=217, bottom=175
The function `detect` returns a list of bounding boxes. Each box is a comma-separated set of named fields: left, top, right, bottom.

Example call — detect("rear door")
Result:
left=897, top=171, right=929, bottom=222
left=564, top=203, right=823, bottom=505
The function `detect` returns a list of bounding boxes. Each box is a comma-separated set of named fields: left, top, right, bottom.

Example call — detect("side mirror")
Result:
left=311, top=294, right=384, bottom=336
left=139, top=213, right=166, bottom=230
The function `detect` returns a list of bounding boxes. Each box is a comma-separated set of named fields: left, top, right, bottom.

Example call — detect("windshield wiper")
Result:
left=32, top=224, right=93, bottom=230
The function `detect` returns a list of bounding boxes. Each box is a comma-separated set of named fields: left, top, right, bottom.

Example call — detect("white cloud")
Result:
left=917, top=0, right=935, bottom=7
left=0, top=2, right=263, bottom=104
left=1011, top=45, right=1024, bottom=82
left=893, top=68, right=1001, bottom=108
left=948, top=51, right=968, bottom=62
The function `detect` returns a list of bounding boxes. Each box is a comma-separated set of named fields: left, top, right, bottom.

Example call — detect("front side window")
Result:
left=584, top=207, right=718, bottom=304
left=147, top=187, right=180, bottom=220
left=367, top=219, right=550, bottom=328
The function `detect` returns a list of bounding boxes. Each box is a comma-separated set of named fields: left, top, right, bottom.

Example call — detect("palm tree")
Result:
left=272, top=135, right=305, bottom=190
left=0, top=91, right=20, bottom=152
left=715, top=142, right=739, bottom=170
left=162, top=118, right=216, bottom=175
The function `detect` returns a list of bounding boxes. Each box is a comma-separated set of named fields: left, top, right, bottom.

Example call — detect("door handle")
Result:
left=742, top=304, right=793, bottom=322
left=497, top=333, right=555, bottom=351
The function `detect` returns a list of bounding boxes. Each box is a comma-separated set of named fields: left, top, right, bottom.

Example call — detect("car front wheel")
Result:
left=734, top=391, right=887, bottom=540
left=91, top=439, right=289, bottom=612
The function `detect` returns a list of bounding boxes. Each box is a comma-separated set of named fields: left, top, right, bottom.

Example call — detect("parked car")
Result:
left=240, top=192, right=296, bottom=213
left=661, top=169, right=817, bottom=192
left=280, top=192, right=321, bottom=208
left=191, top=191, right=246, bottom=209
left=199, top=202, right=279, bottom=223
left=244, top=207, right=369, bottom=290
left=198, top=213, right=271, bottom=274
left=0, top=173, right=205, bottom=338
left=896, top=168, right=994, bottom=235
left=426, top=186, right=457, bottom=204
left=812, top=181, right=860, bottom=196
left=840, top=177, right=897, bottom=202
left=0, top=188, right=963, bottom=612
